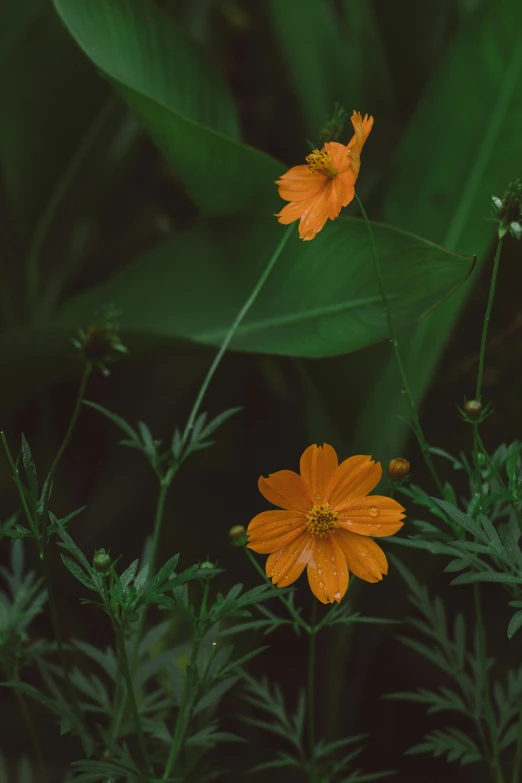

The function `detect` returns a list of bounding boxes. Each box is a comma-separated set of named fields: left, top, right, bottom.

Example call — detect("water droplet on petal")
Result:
left=319, top=580, right=325, bottom=589
left=330, top=557, right=335, bottom=563
left=359, top=551, right=367, bottom=557
left=376, top=522, right=382, bottom=529
left=346, top=520, right=354, bottom=526
left=369, top=506, right=379, bottom=518
left=316, top=492, right=321, bottom=499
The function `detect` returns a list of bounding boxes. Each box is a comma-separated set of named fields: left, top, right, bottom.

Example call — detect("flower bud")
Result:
left=492, top=179, right=522, bottom=240
left=93, top=551, right=112, bottom=574
left=229, top=524, right=247, bottom=546
left=388, top=457, right=410, bottom=482
left=81, top=323, right=128, bottom=364
left=463, top=399, right=483, bottom=421
left=199, top=560, right=215, bottom=570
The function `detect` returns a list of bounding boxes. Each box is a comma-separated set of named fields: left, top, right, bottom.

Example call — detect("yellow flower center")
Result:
left=306, top=503, right=339, bottom=536
left=306, top=149, right=338, bottom=178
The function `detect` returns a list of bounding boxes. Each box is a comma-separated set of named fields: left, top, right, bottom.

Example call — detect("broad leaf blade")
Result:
left=52, top=0, right=282, bottom=215
left=59, top=215, right=473, bottom=359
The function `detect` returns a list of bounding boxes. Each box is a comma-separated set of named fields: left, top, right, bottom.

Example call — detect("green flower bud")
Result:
left=463, top=399, right=483, bottom=421
left=229, top=524, right=248, bottom=547
left=93, top=552, right=112, bottom=575
left=492, top=179, right=522, bottom=240
left=388, top=457, right=410, bottom=482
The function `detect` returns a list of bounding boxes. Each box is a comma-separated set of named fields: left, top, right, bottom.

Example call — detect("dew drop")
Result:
left=346, top=520, right=354, bottom=526
left=330, top=557, right=335, bottom=563
left=333, top=571, right=337, bottom=576
left=368, top=506, right=379, bottom=518
left=376, top=522, right=382, bottom=529
left=315, top=492, right=321, bottom=499
left=319, top=580, right=325, bottom=589
left=359, top=551, right=367, bottom=557
left=318, top=567, right=323, bottom=576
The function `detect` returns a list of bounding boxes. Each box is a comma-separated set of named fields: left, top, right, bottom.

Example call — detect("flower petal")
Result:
left=326, top=176, right=347, bottom=220
left=276, top=197, right=313, bottom=224
left=347, top=112, right=374, bottom=152
left=328, top=455, right=381, bottom=508
left=337, top=169, right=356, bottom=207
left=324, top=141, right=351, bottom=173
left=307, top=532, right=349, bottom=604
left=299, top=443, right=338, bottom=501
left=336, top=496, right=405, bottom=537
left=276, top=165, right=324, bottom=202
left=297, top=183, right=332, bottom=241
left=266, top=532, right=314, bottom=586
left=334, top=529, right=388, bottom=583
left=258, top=470, right=312, bottom=512
left=247, top=510, right=307, bottom=554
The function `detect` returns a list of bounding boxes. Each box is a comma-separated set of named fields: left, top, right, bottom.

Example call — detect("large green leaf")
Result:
left=57, top=215, right=472, bottom=358
left=53, top=0, right=283, bottom=215
left=352, top=0, right=522, bottom=461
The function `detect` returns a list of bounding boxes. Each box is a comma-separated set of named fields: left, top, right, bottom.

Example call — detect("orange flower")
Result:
left=275, top=111, right=374, bottom=241
left=247, top=443, right=404, bottom=604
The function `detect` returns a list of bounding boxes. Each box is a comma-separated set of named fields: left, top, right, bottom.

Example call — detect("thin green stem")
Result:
left=355, top=195, right=444, bottom=496
left=26, top=96, right=117, bottom=315
left=473, top=584, right=505, bottom=783
left=147, top=477, right=172, bottom=582
left=245, top=548, right=311, bottom=633
left=9, top=665, right=49, bottom=782
left=40, top=363, right=91, bottom=537
left=162, top=600, right=208, bottom=778
left=307, top=627, right=317, bottom=754
left=475, top=236, right=503, bottom=399
left=116, top=626, right=152, bottom=776
left=512, top=707, right=522, bottom=783
left=180, top=224, right=294, bottom=453
left=1, top=432, right=40, bottom=546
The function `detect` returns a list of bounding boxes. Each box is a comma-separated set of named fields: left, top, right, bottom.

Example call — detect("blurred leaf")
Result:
left=0, top=4, right=110, bottom=230
left=353, top=0, right=522, bottom=463
left=59, top=215, right=472, bottom=358
left=53, top=0, right=282, bottom=215
left=507, top=610, right=522, bottom=639
left=266, top=0, right=351, bottom=138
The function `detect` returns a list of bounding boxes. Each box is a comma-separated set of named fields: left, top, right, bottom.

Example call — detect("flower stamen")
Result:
left=305, top=149, right=338, bottom=178
left=306, top=503, right=339, bottom=537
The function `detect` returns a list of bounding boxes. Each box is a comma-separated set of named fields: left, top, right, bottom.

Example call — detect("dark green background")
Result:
left=1, top=0, right=521, bottom=780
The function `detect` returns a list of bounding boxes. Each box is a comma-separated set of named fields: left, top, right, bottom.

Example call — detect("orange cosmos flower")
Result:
left=275, top=111, right=374, bottom=241
left=247, top=443, right=405, bottom=604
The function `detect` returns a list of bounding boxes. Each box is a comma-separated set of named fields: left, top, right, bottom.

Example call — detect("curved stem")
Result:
left=116, top=626, right=152, bottom=775
left=512, top=706, right=522, bottom=783
left=307, top=627, right=317, bottom=762
left=473, top=585, right=505, bottom=783
left=40, top=363, right=91, bottom=537
left=147, top=477, right=172, bottom=582
left=180, top=224, right=294, bottom=454
left=162, top=601, right=208, bottom=778
left=7, top=664, right=49, bottom=783
left=355, top=194, right=444, bottom=496
left=26, top=96, right=117, bottom=315
left=476, top=236, right=504, bottom=402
